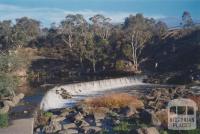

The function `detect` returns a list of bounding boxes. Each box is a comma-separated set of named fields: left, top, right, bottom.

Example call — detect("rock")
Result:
left=35, top=128, right=42, bottom=133
left=135, top=127, right=160, bottom=134
left=66, top=129, right=79, bottom=134
left=121, top=105, right=137, bottom=117
left=113, top=119, right=120, bottom=125
left=82, top=126, right=101, bottom=134
left=44, top=121, right=62, bottom=133
left=3, top=93, right=25, bottom=110
left=60, top=110, right=70, bottom=117
left=0, top=105, right=9, bottom=114
left=73, top=112, right=83, bottom=121
left=94, top=112, right=106, bottom=121
left=63, top=123, right=77, bottom=130
left=58, top=129, right=78, bottom=134
left=60, top=88, right=72, bottom=99
left=51, top=116, right=66, bottom=122
left=140, top=109, right=161, bottom=126
left=79, top=120, right=90, bottom=127
left=58, top=130, right=68, bottom=134
left=3, top=100, right=15, bottom=107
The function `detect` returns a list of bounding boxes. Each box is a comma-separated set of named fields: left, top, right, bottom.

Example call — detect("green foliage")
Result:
left=115, top=60, right=126, bottom=71
left=0, top=73, right=18, bottom=97
left=0, top=51, right=29, bottom=97
left=113, top=121, right=132, bottom=133
left=0, top=113, right=9, bottom=128
left=43, top=111, right=53, bottom=118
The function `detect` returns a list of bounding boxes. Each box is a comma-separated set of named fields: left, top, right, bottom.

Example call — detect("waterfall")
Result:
left=40, top=76, right=145, bottom=111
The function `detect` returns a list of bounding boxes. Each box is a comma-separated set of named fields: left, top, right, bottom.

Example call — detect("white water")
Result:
left=40, top=76, right=144, bottom=111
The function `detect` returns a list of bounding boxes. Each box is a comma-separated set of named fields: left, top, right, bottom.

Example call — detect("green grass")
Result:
left=43, top=111, right=53, bottom=118
left=0, top=113, right=8, bottom=128
left=113, top=121, right=132, bottom=134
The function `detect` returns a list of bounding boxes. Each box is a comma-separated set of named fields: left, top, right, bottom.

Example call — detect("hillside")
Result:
left=142, top=28, right=200, bottom=84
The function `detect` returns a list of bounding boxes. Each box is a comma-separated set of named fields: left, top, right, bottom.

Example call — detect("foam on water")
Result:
left=40, top=76, right=144, bottom=111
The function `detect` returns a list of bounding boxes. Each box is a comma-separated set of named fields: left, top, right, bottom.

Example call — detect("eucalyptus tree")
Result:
left=60, top=14, right=87, bottom=50
left=181, top=11, right=194, bottom=28
left=0, top=20, right=13, bottom=50
left=89, top=14, right=112, bottom=39
left=123, top=14, right=154, bottom=72
left=13, top=17, right=40, bottom=48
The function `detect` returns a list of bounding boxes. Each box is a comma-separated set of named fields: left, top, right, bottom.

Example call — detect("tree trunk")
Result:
left=92, top=61, right=96, bottom=73
left=131, top=34, right=139, bottom=72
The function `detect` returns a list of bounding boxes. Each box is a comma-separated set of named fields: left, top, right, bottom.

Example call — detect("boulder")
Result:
left=63, top=123, right=77, bottom=130
left=140, top=109, right=161, bottom=126
left=120, top=105, right=137, bottom=117
left=73, top=112, right=83, bottom=121
left=82, top=126, right=101, bottom=134
left=44, top=121, right=62, bottom=133
left=0, top=105, right=9, bottom=114
left=51, top=116, right=66, bottom=122
left=58, top=129, right=78, bottom=134
left=79, top=120, right=90, bottom=127
left=135, top=127, right=160, bottom=134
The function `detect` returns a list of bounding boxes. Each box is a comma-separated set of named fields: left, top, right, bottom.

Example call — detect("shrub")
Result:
left=113, top=121, right=131, bottom=133
left=43, top=111, right=53, bottom=118
left=0, top=113, right=8, bottom=128
left=83, top=93, right=144, bottom=109
left=115, top=60, right=126, bottom=71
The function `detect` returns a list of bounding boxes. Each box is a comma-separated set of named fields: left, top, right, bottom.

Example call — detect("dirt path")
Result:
left=0, top=118, right=34, bottom=134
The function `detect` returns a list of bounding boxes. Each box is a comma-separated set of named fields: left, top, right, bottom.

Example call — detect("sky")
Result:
left=0, top=0, right=199, bottom=27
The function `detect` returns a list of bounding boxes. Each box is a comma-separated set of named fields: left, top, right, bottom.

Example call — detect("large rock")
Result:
left=73, top=112, right=83, bottom=121
left=140, top=109, right=161, bottom=126
left=135, top=127, right=160, bottom=134
left=63, top=123, right=77, bottom=130
left=43, top=121, right=62, bottom=133
left=121, top=105, right=137, bottom=117
left=58, top=129, right=78, bottom=134
left=0, top=105, right=9, bottom=114
left=51, top=116, right=66, bottom=122
left=0, top=93, right=24, bottom=114
left=82, top=126, right=102, bottom=134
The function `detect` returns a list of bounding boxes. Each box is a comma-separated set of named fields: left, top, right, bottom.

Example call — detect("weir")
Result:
left=40, top=76, right=145, bottom=111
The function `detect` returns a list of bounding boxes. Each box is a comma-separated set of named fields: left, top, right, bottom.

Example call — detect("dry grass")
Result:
left=82, top=93, right=144, bottom=109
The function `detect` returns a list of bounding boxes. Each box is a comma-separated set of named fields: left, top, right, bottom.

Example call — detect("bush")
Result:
left=0, top=73, right=19, bottom=98
left=0, top=113, right=8, bottom=128
left=115, top=60, right=126, bottom=71
left=113, top=121, right=131, bottom=133
left=43, top=111, right=53, bottom=118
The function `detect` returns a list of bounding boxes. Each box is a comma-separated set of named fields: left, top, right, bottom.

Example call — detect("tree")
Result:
left=155, top=21, right=167, bottom=39
left=60, top=14, right=87, bottom=50
left=12, top=17, right=40, bottom=48
left=0, top=20, right=13, bottom=50
left=123, top=14, right=154, bottom=72
left=181, top=11, right=194, bottom=28
left=89, top=14, right=112, bottom=39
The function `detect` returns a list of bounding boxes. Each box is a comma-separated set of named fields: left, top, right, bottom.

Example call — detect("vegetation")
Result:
left=83, top=93, right=144, bottom=109
left=0, top=113, right=8, bottom=128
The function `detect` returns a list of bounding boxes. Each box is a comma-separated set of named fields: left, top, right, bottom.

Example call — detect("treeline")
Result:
left=1, top=14, right=168, bottom=74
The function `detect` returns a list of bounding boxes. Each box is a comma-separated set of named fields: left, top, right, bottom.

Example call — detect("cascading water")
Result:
left=40, top=76, right=145, bottom=111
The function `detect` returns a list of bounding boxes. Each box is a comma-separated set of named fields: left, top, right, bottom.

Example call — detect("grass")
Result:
left=113, top=121, right=132, bottom=133
left=0, top=113, right=8, bottom=128
left=82, top=93, right=144, bottom=109
left=43, top=111, right=53, bottom=118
